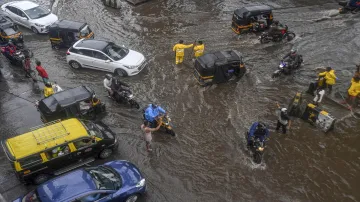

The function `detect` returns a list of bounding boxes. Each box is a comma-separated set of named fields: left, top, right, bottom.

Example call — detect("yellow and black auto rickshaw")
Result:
left=193, top=50, right=246, bottom=86
left=48, top=20, right=94, bottom=49
left=231, top=5, right=273, bottom=35
left=0, top=15, right=23, bottom=43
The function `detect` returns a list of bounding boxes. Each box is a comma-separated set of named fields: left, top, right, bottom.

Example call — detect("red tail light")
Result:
left=66, top=51, right=70, bottom=55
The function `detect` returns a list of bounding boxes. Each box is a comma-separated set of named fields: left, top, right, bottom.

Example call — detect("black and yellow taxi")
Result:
left=48, top=19, right=94, bottom=49
left=0, top=15, right=23, bottom=43
left=1, top=118, right=118, bottom=185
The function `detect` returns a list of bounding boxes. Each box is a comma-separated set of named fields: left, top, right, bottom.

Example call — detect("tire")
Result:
left=115, top=68, right=128, bottom=77
left=286, top=32, right=296, bottom=41
left=33, top=174, right=49, bottom=185
left=272, top=70, right=281, bottom=78
left=52, top=45, right=60, bottom=50
left=260, top=36, right=271, bottom=44
left=125, top=195, right=139, bottom=202
left=253, top=151, right=262, bottom=164
left=166, top=128, right=176, bottom=136
left=31, top=27, right=39, bottom=34
left=69, top=61, right=82, bottom=69
left=99, top=148, right=113, bottom=159
left=129, top=99, right=140, bottom=109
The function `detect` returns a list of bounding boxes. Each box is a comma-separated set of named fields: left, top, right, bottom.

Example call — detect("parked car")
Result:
left=1, top=118, right=118, bottom=184
left=1, top=1, right=58, bottom=34
left=66, top=39, right=147, bottom=76
left=12, top=160, right=146, bottom=202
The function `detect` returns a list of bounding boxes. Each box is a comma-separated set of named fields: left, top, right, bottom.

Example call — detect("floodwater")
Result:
left=0, top=0, right=360, bottom=201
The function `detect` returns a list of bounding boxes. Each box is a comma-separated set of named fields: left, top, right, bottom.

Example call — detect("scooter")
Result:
left=259, top=25, right=296, bottom=44
left=158, top=115, right=175, bottom=136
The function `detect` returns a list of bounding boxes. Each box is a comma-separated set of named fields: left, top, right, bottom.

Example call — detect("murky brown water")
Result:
left=0, top=0, right=360, bottom=201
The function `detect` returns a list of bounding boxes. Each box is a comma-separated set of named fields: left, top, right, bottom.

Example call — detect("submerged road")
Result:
left=0, top=0, right=360, bottom=201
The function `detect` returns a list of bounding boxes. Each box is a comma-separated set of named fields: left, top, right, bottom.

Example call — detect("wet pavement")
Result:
left=1, top=0, right=360, bottom=201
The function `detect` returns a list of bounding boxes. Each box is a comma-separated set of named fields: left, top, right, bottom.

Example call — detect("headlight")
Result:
left=35, top=23, right=44, bottom=27
left=257, top=147, right=264, bottom=151
left=123, top=65, right=136, bottom=69
left=279, top=64, right=284, bottom=68
left=136, top=179, right=146, bottom=187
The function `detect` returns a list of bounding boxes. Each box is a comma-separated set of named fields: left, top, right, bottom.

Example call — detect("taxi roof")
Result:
left=6, top=118, right=89, bottom=160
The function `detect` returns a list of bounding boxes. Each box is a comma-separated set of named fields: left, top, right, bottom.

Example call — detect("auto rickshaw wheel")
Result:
left=52, top=45, right=60, bottom=50
left=69, top=61, right=82, bottom=69
left=99, top=148, right=113, bottom=159
left=33, top=174, right=49, bottom=185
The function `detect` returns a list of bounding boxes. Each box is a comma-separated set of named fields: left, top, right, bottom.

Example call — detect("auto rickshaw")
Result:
left=193, top=50, right=246, bottom=86
left=0, top=15, right=23, bottom=43
left=36, top=86, right=105, bottom=123
left=231, top=5, right=273, bottom=35
left=48, top=20, right=94, bottom=49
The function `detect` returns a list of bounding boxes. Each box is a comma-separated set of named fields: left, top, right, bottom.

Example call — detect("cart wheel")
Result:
left=33, top=174, right=49, bottom=185
left=99, top=148, right=113, bottom=159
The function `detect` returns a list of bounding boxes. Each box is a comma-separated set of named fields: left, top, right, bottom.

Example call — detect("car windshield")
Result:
left=85, top=166, right=122, bottom=190
left=80, top=25, right=92, bottom=37
left=24, top=6, right=51, bottom=19
left=81, top=120, right=104, bottom=139
left=104, top=44, right=129, bottom=61
left=22, top=190, right=42, bottom=202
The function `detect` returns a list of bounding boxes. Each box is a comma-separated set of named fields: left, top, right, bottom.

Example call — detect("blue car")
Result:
left=13, top=160, right=146, bottom=202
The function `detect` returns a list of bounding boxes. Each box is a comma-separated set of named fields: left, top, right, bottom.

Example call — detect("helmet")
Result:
left=105, top=74, right=112, bottom=80
left=273, top=20, right=279, bottom=25
left=281, top=108, right=287, bottom=112
left=151, top=103, right=157, bottom=109
left=290, top=49, right=297, bottom=54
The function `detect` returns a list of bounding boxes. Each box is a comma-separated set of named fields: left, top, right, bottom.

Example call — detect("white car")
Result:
left=66, top=39, right=147, bottom=76
left=1, top=1, right=58, bottom=34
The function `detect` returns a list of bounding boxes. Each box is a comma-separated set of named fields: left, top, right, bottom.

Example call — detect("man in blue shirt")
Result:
left=144, top=104, right=166, bottom=128
left=247, top=122, right=269, bottom=148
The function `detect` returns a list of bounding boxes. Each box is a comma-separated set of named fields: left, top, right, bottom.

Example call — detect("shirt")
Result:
left=36, top=65, right=48, bottom=78
left=276, top=109, right=290, bottom=125
left=248, top=122, right=269, bottom=142
left=144, top=105, right=166, bottom=122
left=104, top=78, right=112, bottom=90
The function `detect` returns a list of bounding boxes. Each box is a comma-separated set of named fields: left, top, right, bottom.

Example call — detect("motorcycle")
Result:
left=339, top=1, right=360, bottom=14
left=109, top=87, right=140, bottom=109
left=272, top=56, right=303, bottom=78
left=259, top=25, right=296, bottom=44
left=252, top=137, right=265, bottom=164
left=0, top=43, right=32, bottom=66
left=158, top=115, right=175, bottom=136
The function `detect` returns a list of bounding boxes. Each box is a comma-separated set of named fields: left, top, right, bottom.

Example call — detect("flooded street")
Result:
left=0, top=0, right=360, bottom=201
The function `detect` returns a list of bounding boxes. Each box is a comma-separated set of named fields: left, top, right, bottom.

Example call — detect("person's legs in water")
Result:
left=146, top=141, right=152, bottom=152
left=327, top=84, right=333, bottom=94
left=281, top=124, right=287, bottom=134
left=275, top=120, right=281, bottom=131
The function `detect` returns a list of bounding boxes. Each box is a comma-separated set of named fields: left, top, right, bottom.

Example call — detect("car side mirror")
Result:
left=21, top=17, right=27, bottom=20
left=105, top=60, right=111, bottom=63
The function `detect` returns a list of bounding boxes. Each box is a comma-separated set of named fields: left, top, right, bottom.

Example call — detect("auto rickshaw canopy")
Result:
left=234, top=5, right=272, bottom=19
left=49, top=19, right=88, bottom=33
left=38, top=86, right=94, bottom=114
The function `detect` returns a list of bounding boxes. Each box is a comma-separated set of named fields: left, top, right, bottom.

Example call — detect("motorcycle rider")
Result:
left=104, top=74, right=131, bottom=100
left=282, top=49, right=300, bottom=71
left=268, top=20, right=284, bottom=38
left=247, top=122, right=269, bottom=148
left=144, top=104, right=166, bottom=128
left=104, top=74, right=114, bottom=96
left=4, top=40, right=17, bottom=58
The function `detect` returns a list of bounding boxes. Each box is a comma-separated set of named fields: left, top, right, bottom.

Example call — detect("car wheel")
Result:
left=33, top=174, right=49, bottom=185
left=125, top=195, right=139, bottom=202
left=99, top=148, right=113, bottom=159
left=31, top=27, right=39, bottom=34
left=115, top=68, right=128, bottom=77
left=69, top=61, right=82, bottom=69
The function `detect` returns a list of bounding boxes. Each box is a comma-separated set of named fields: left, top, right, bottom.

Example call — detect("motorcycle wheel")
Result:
left=129, top=99, right=140, bottom=109
left=286, top=32, right=296, bottom=41
left=253, top=151, right=263, bottom=164
left=165, top=128, right=176, bottom=136
left=260, top=36, right=271, bottom=44
left=272, top=72, right=280, bottom=78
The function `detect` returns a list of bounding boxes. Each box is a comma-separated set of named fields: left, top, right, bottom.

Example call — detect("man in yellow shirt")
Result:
left=346, top=76, right=360, bottom=110
left=173, top=40, right=193, bottom=64
left=318, top=67, right=337, bottom=93
left=193, top=40, right=204, bottom=58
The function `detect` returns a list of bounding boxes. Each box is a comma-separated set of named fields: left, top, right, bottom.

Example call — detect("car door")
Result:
left=76, top=49, right=95, bottom=69
left=72, top=137, right=98, bottom=160
left=15, top=9, right=30, bottom=28
left=92, top=51, right=113, bottom=72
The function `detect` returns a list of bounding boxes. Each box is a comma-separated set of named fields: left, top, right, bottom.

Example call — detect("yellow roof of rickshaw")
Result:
left=6, top=118, right=89, bottom=160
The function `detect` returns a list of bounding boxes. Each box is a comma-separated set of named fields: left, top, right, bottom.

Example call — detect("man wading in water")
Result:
left=275, top=102, right=291, bottom=134
left=141, top=120, right=161, bottom=152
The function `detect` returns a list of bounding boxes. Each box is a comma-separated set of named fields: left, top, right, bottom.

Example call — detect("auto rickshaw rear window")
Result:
left=4, top=28, right=17, bottom=35
left=18, top=154, right=42, bottom=169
